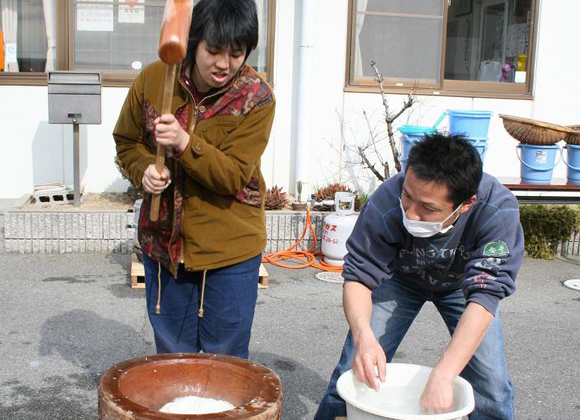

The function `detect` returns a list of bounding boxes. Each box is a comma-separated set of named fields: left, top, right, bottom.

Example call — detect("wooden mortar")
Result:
left=99, top=353, right=283, bottom=419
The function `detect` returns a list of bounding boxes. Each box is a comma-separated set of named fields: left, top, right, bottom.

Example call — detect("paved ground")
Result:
left=0, top=253, right=579, bottom=419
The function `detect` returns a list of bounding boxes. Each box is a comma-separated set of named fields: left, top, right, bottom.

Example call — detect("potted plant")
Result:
left=291, top=181, right=308, bottom=211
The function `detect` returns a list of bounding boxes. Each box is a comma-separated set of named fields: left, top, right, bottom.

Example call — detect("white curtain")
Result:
left=255, top=0, right=266, bottom=72
left=43, top=0, right=56, bottom=71
left=1, top=0, right=19, bottom=72
left=354, top=0, right=368, bottom=78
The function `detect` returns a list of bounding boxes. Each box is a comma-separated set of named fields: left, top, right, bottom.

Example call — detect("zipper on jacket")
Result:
left=176, top=64, right=242, bottom=271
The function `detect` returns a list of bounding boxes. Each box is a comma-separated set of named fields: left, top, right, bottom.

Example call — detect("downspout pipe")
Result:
left=295, top=0, right=314, bottom=200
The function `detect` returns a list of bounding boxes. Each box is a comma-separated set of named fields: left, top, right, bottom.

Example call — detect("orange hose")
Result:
left=262, top=208, right=343, bottom=272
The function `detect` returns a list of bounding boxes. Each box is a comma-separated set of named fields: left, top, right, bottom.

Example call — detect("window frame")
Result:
left=0, top=0, right=276, bottom=87
left=345, top=0, right=538, bottom=99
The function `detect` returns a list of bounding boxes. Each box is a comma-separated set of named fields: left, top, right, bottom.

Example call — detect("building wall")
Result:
left=1, top=0, right=578, bottom=199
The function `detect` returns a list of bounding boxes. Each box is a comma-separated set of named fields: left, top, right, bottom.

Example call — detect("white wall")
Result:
left=0, top=85, right=129, bottom=198
left=0, top=0, right=578, bottom=199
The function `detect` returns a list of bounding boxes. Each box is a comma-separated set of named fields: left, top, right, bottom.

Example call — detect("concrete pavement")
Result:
left=0, top=253, right=579, bottom=419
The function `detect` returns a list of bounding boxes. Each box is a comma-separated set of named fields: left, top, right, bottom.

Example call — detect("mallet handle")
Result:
left=149, top=63, right=177, bottom=221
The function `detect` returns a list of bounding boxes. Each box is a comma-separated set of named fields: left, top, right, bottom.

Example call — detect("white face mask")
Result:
left=399, top=199, right=463, bottom=238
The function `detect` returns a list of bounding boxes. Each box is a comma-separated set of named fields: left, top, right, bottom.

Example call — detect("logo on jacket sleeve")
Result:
left=483, top=241, right=509, bottom=257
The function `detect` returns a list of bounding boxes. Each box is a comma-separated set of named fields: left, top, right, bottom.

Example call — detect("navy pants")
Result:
left=314, top=276, right=514, bottom=420
left=143, top=253, right=262, bottom=358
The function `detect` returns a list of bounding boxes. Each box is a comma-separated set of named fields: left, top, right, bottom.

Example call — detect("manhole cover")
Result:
left=315, top=271, right=344, bottom=284
left=563, top=279, right=580, bottom=291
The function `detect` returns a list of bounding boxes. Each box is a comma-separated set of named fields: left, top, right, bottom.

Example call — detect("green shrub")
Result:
left=519, top=205, right=576, bottom=259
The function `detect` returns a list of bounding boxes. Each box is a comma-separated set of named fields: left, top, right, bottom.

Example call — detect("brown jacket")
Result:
left=114, top=61, right=275, bottom=276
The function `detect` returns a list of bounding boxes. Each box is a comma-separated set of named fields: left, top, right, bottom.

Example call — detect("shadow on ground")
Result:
left=0, top=309, right=154, bottom=419
left=251, top=351, right=328, bottom=418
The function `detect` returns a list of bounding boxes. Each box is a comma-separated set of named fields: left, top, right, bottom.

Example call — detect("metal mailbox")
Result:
left=48, top=71, right=102, bottom=125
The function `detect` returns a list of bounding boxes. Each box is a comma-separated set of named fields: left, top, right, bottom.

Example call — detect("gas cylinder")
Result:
left=321, top=192, right=359, bottom=266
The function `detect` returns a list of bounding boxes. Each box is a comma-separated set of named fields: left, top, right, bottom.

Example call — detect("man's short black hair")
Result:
left=187, top=0, right=259, bottom=62
left=406, top=133, right=483, bottom=207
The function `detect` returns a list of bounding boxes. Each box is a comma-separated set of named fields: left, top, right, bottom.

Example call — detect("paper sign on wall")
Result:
left=77, top=0, right=114, bottom=32
left=119, top=0, right=145, bottom=24
left=5, top=43, right=17, bottom=63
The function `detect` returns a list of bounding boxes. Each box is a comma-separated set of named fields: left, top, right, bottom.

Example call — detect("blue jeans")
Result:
left=143, top=253, right=261, bottom=358
left=314, top=276, right=514, bottom=420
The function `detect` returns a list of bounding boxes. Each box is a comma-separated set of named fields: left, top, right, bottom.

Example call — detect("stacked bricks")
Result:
left=265, top=211, right=324, bottom=253
left=3, top=210, right=325, bottom=254
left=4, top=211, right=134, bottom=254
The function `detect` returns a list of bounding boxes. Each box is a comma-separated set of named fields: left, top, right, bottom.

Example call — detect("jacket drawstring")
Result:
left=155, top=261, right=162, bottom=314
left=154, top=262, right=207, bottom=318
left=198, top=269, right=207, bottom=318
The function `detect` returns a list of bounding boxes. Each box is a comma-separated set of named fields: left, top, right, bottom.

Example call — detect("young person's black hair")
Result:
left=187, top=0, right=259, bottom=62
left=406, top=133, right=483, bottom=207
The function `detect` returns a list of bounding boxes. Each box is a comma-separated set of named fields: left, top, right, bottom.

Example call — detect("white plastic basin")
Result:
left=337, top=363, right=475, bottom=420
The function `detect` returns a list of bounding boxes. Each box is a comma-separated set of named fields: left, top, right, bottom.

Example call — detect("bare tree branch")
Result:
left=357, top=146, right=385, bottom=182
left=344, top=61, right=418, bottom=183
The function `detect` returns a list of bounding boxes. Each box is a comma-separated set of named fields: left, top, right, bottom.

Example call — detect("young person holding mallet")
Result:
left=114, top=0, right=275, bottom=357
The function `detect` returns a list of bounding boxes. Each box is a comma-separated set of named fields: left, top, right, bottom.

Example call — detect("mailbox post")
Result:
left=47, top=71, right=102, bottom=206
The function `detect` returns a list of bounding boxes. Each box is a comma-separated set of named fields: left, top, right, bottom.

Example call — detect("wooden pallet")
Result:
left=130, top=254, right=269, bottom=290
left=258, top=263, right=269, bottom=289
left=130, top=253, right=145, bottom=289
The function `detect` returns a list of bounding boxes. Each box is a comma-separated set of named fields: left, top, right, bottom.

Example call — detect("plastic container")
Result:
left=564, top=144, right=580, bottom=184
left=399, top=125, right=437, bottom=170
left=337, top=363, right=474, bottom=420
left=447, top=110, right=493, bottom=139
left=473, top=144, right=487, bottom=162
left=516, top=144, right=561, bottom=184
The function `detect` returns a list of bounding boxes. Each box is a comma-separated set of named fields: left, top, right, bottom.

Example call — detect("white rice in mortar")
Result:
left=160, top=396, right=235, bottom=415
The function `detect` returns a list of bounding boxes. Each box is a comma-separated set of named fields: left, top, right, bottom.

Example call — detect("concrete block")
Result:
left=4, top=214, right=11, bottom=239
left=78, top=214, right=86, bottom=239
left=64, top=213, right=72, bottom=239
left=38, top=214, right=47, bottom=239
left=31, top=214, right=39, bottom=239
left=71, top=213, right=78, bottom=239
left=93, top=214, right=102, bottom=239
left=43, top=214, right=51, bottom=240
left=11, top=214, right=19, bottom=239
left=24, top=214, right=31, bottom=239
left=58, top=214, right=65, bottom=239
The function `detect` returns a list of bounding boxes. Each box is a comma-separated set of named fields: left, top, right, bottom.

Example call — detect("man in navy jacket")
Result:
left=315, top=133, right=523, bottom=419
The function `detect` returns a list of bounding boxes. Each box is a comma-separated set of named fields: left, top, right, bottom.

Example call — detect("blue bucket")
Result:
left=465, top=138, right=487, bottom=162
left=399, top=125, right=437, bottom=170
left=448, top=110, right=493, bottom=138
left=564, top=144, right=580, bottom=184
left=474, top=144, right=487, bottom=162
left=516, top=144, right=561, bottom=184
left=466, top=137, right=488, bottom=147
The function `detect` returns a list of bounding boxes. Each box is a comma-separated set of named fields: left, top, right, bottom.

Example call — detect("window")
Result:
left=0, top=0, right=275, bottom=86
left=347, top=0, right=537, bottom=97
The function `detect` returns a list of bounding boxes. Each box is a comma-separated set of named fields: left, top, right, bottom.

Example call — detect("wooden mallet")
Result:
left=150, top=0, right=194, bottom=221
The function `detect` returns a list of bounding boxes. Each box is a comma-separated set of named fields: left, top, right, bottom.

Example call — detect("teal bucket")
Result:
left=447, top=110, right=493, bottom=138
left=399, top=125, right=436, bottom=170
left=564, top=144, right=580, bottom=184
left=516, top=144, right=561, bottom=184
